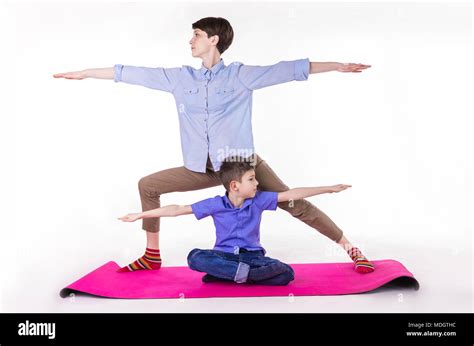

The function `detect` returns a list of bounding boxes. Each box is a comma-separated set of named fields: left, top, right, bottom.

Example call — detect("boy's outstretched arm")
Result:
left=53, top=67, right=114, bottom=80
left=277, top=184, right=351, bottom=203
left=118, top=205, right=193, bottom=222
left=310, top=62, right=370, bottom=74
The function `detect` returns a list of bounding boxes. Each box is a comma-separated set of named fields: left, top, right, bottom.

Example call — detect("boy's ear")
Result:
left=229, top=180, right=238, bottom=191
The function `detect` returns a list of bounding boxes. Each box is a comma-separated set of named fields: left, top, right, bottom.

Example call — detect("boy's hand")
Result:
left=117, top=213, right=142, bottom=222
left=53, top=71, right=87, bottom=80
left=327, top=184, right=352, bottom=193
left=336, top=63, right=371, bottom=73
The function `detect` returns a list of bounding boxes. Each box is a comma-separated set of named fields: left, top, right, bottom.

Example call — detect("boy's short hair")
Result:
left=192, top=17, right=234, bottom=54
left=219, top=155, right=256, bottom=192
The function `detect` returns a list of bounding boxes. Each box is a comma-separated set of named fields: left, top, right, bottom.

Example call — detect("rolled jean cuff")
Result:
left=234, top=262, right=250, bottom=283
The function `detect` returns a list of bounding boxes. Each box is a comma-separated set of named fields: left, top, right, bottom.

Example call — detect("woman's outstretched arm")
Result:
left=53, top=67, right=114, bottom=80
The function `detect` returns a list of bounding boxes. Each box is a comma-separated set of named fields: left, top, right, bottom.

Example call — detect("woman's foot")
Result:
left=347, top=247, right=375, bottom=273
left=117, top=248, right=162, bottom=272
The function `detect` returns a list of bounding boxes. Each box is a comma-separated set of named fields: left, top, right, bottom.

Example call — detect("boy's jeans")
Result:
left=139, top=153, right=344, bottom=243
left=187, top=248, right=295, bottom=286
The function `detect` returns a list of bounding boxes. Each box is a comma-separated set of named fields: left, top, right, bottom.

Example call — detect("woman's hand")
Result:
left=336, top=63, right=371, bottom=73
left=53, top=70, right=87, bottom=80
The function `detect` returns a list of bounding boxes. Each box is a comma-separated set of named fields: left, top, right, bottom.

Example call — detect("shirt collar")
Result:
left=200, top=58, right=225, bottom=78
left=223, top=191, right=253, bottom=210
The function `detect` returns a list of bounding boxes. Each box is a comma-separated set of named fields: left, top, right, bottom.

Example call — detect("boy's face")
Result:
left=189, top=28, right=217, bottom=58
left=233, top=169, right=259, bottom=198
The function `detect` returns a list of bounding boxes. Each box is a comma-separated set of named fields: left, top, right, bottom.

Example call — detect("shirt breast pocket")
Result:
left=216, top=87, right=235, bottom=96
left=183, top=87, right=200, bottom=106
left=215, top=87, right=235, bottom=108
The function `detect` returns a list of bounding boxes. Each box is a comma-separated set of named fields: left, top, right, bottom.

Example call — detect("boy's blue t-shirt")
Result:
left=191, top=190, right=278, bottom=254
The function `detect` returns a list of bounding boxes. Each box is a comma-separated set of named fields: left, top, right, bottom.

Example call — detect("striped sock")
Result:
left=117, top=248, right=162, bottom=273
left=347, top=247, right=375, bottom=273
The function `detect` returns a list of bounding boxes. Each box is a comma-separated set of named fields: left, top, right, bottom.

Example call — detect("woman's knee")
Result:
left=138, top=176, right=161, bottom=198
left=138, top=176, right=150, bottom=192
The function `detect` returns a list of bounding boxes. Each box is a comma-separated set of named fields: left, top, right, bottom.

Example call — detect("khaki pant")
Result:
left=138, top=153, right=344, bottom=243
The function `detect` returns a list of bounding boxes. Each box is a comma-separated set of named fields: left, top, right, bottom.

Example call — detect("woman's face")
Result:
left=189, top=28, right=217, bottom=58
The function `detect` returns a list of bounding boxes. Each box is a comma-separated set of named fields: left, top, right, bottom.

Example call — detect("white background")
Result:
left=0, top=0, right=472, bottom=312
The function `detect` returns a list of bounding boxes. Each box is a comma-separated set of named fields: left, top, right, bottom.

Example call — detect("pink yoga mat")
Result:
left=60, top=259, right=419, bottom=299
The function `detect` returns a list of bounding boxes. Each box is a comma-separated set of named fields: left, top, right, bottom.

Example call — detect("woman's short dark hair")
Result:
left=192, top=17, right=234, bottom=54
left=218, top=155, right=255, bottom=192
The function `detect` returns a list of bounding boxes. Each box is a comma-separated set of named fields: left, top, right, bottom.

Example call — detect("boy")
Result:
left=118, top=156, right=366, bottom=285
left=55, top=17, right=372, bottom=273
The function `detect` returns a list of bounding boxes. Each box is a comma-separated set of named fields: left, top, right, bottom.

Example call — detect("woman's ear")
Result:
left=210, top=34, right=219, bottom=46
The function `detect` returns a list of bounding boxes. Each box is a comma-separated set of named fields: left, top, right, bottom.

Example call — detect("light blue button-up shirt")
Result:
left=114, top=58, right=310, bottom=172
left=191, top=190, right=279, bottom=254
